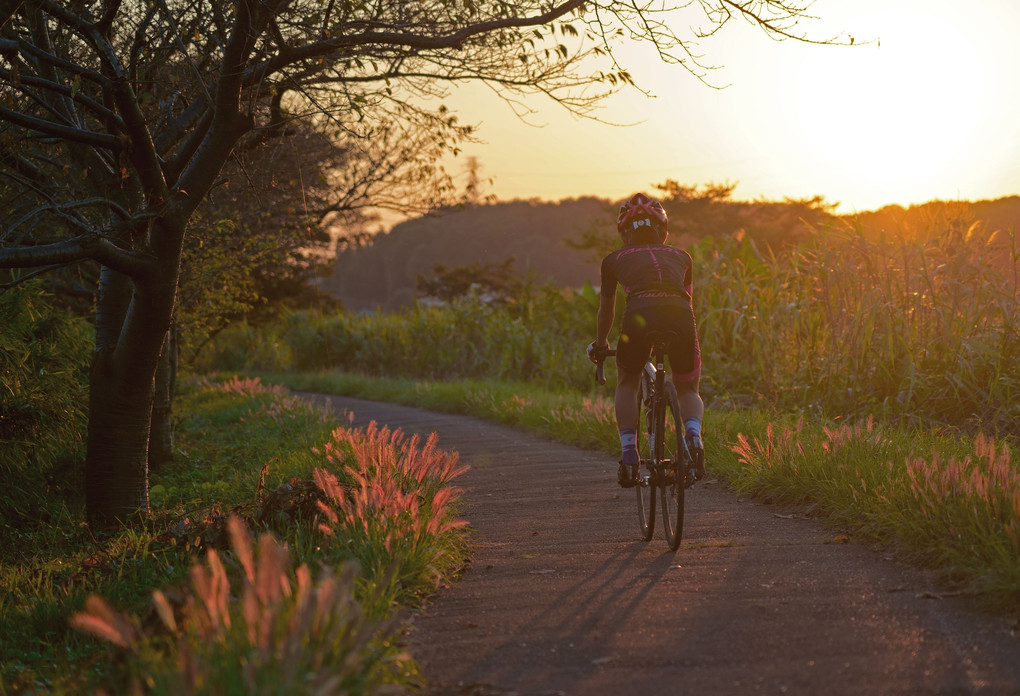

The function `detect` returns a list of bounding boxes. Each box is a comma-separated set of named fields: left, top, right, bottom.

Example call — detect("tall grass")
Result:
left=194, top=284, right=597, bottom=391
left=199, top=222, right=1019, bottom=439
left=728, top=419, right=1019, bottom=602
left=698, top=225, right=1019, bottom=436
left=71, top=516, right=411, bottom=695
left=314, top=422, right=468, bottom=607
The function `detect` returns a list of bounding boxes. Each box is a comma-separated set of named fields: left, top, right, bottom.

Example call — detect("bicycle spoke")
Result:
left=635, top=374, right=655, bottom=541
left=661, top=381, right=686, bottom=550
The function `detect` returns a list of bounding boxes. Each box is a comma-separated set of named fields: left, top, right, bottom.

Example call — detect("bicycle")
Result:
left=594, top=331, right=697, bottom=551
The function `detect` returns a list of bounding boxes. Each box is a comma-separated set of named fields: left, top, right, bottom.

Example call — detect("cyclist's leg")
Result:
left=615, top=311, right=652, bottom=485
left=616, top=367, right=641, bottom=465
left=675, top=378, right=705, bottom=478
left=673, top=359, right=704, bottom=432
left=675, top=378, right=704, bottom=428
left=666, top=307, right=706, bottom=477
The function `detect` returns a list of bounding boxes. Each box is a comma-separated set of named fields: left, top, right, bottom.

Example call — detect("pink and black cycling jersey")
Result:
left=600, top=242, right=701, bottom=382
left=599, top=243, right=693, bottom=311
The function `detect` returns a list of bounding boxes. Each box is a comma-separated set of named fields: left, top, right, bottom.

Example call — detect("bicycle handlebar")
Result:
left=594, top=349, right=617, bottom=385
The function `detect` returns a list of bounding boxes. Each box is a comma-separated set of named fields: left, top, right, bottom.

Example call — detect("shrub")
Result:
left=0, top=283, right=92, bottom=523
left=314, top=422, right=468, bottom=606
left=71, top=516, right=411, bottom=695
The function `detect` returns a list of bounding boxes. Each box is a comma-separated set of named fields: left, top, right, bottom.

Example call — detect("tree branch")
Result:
left=152, top=95, right=210, bottom=156
left=0, top=0, right=23, bottom=30
left=63, top=15, right=173, bottom=202
left=718, top=0, right=849, bottom=45
left=0, top=235, right=151, bottom=277
left=97, top=0, right=121, bottom=37
left=153, top=0, right=215, bottom=109
left=244, top=0, right=586, bottom=86
left=0, top=68, right=125, bottom=127
left=162, top=108, right=213, bottom=186
left=0, top=263, right=71, bottom=291
left=11, top=35, right=110, bottom=88
left=0, top=105, right=122, bottom=149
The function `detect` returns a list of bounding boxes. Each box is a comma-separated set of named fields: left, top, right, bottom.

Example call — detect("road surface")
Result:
left=301, top=392, right=1020, bottom=696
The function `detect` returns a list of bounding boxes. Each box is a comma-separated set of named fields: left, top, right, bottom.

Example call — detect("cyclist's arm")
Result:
left=683, top=249, right=694, bottom=298
left=596, top=255, right=618, bottom=348
left=595, top=292, right=615, bottom=348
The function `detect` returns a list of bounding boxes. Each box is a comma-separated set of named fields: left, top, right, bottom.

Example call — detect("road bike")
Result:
left=595, top=331, right=697, bottom=551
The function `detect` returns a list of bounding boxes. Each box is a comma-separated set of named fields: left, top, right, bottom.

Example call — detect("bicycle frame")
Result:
left=594, top=332, right=695, bottom=550
left=643, top=338, right=687, bottom=477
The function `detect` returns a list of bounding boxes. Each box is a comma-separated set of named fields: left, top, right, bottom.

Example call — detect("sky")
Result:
left=439, top=0, right=1020, bottom=214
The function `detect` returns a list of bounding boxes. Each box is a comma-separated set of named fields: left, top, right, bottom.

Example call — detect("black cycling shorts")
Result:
left=616, top=303, right=701, bottom=383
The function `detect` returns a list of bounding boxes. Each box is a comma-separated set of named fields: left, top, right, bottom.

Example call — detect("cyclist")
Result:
left=587, top=192, right=705, bottom=487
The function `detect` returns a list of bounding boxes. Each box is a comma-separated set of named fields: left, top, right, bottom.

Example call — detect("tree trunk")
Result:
left=85, top=219, right=182, bottom=527
left=85, top=347, right=153, bottom=526
left=79, top=94, right=243, bottom=524
left=148, top=326, right=177, bottom=470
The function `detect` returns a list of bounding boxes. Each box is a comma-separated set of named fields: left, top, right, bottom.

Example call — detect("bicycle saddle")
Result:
left=644, top=330, right=681, bottom=346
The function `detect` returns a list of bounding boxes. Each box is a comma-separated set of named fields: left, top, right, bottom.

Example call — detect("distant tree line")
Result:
left=327, top=188, right=1020, bottom=312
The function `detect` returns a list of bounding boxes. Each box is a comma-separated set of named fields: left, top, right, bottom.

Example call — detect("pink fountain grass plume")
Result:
left=312, top=418, right=469, bottom=580
left=69, top=596, right=138, bottom=648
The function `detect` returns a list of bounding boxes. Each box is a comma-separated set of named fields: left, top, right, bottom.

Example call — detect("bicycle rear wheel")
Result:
left=660, top=381, right=687, bottom=550
left=635, top=374, right=655, bottom=541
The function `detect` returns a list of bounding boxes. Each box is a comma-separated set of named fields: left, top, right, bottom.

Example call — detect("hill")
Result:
left=321, top=193, right=1020, bottom=312
left=322, top=198, right=611, bottom=312
left=850, top=196, right=1020, bottom=241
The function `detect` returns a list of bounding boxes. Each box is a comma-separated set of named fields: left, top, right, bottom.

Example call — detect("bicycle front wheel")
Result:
left=635, top=374, right=655, bottom=541
left=660, top=381, right=687, bottom=550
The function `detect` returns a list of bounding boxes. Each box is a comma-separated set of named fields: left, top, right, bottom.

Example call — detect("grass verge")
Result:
left=1, top=375, right=467, bottom=694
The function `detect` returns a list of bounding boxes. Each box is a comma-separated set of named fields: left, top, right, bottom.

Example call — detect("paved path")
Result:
left=301, top=393, right=1020, bottom=696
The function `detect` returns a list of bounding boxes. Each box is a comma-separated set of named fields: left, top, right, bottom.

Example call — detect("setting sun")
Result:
left=446, top=0, right=1020, bottom=213
left=793, top=8, right=989, bottom=202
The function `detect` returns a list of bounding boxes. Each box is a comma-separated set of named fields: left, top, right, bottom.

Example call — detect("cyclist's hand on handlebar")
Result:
left=586, top=341, right=609, bottom=364
left=591, top=342, right=614, bottom=385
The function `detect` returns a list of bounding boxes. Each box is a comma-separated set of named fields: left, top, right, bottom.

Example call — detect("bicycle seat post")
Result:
left=645, top=330, right=678, bottom=377
left=653, top=340, right=667, bottom=372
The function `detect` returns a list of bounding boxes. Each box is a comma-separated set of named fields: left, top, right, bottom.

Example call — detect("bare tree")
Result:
left=0, top=0, right=845, bottom=526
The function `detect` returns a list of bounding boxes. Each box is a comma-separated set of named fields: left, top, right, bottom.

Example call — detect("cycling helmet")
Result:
left=617, top=193, right=668, bottom=243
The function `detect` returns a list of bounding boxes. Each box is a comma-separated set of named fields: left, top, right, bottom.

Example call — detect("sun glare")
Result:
left=445, top=1, right=1019, bottom=213
left=794, top=10, right=988, bottom=201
